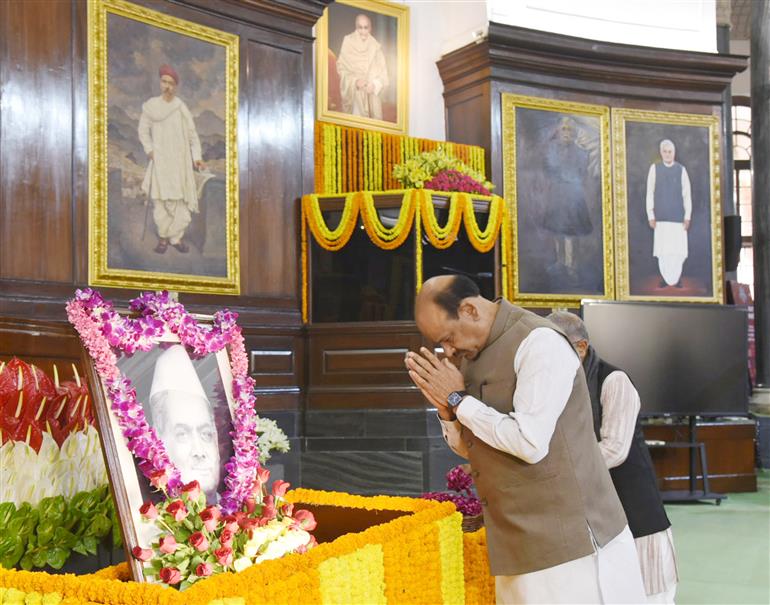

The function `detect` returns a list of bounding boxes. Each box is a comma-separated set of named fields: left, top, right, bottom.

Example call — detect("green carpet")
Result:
left=666, top=469, right=770, bottom=604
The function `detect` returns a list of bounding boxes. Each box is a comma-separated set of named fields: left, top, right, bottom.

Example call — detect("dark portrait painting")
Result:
left=622, top=121, right=713, bottom=298
left=509, top=102, right=611, bottom=305
left=106, top=14, right=228, bottom=277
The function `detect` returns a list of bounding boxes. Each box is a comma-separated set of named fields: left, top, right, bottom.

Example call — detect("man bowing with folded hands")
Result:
left=405, top=275, right=645, bottom=604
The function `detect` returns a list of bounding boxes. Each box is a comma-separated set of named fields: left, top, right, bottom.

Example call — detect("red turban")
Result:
left=158, top=64, right=179, bottom=84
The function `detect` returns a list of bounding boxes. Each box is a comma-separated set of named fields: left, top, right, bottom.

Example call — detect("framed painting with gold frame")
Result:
left=316, top=0, right=409, bottom=135
left=502, top=93, right=614, bottom=307
left=88, top=0, right=240, bottom=295
left=612, top=108, right=722, bottom=303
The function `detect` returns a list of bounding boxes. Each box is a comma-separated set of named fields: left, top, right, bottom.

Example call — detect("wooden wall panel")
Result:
left=0, top=0, right=74, bottom=283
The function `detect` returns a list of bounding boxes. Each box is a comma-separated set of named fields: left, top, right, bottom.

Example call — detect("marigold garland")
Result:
left=0, top=490, right=466, bottom=605
left=301, top=190, right=508, bottom=321
left=315, top=122, right=486, bottom=195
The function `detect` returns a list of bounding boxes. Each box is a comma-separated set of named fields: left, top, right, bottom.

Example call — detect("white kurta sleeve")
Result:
left=598, top=371, right=641, bottom=469
left=681, top=166, right=692, bottom=221
left=181, top=104, right=202, bottom=163
left=646, top=164, right=656, bottom=221
left=454, top=327, right=580, bottom=464
left=138, top=109, right=153, bottom=155
left=437, top=417, right=469, bottom=459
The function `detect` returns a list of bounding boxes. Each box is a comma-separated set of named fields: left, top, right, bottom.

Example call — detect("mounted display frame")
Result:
left=88, top=0, right=240, bottom=295
left=612, top=108, right=723, bottom=303
left=315, top=0, right=409, bottom=135
left=502, top=93, right=614, bottom=308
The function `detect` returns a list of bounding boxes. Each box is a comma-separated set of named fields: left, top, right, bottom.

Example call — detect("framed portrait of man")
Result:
left=502, top=93, right=614, bottom=307
left=612, top=108, right=723, bottom=303
left=85, top=334, right=237, bottom=582
left=88, top=0, right=240, bottom=295
left=315, top=0, right=409, bottom=134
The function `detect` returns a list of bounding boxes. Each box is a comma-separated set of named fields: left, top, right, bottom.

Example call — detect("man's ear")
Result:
left=458, top=300, right=478, bottom=320
left=574, top=339, right=589, bottom=360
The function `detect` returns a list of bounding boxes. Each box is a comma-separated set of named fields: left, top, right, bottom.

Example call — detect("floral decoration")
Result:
left=66, top=289, right=315, bottom=589
left=315, top=121, right=486, bottom=194
left=392, top=149, right=493, bottom=191
left=422, top=464, right=482, bottom=517
left=0, top=489, right=466, bottom=604
left=425, top=169, right=491, bottom=196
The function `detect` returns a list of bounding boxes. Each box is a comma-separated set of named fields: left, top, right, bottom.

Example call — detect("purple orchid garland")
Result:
left=66, top=289, right=260, bottom=514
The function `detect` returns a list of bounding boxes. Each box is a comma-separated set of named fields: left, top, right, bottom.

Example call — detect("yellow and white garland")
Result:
left=301, top=190, right=510, bottom=322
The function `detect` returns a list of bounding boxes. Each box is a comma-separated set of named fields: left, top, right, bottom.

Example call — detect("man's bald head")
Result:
left=416, top=275, right=480, bottom=319
left=414, top=275, right=497, bottom=361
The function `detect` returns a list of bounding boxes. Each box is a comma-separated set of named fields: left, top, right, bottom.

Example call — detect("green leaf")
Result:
left=52, top=526, right=77, bottom=549
left=82, top=535, right=98, bottom=556
left=0, top=502, right=16, bottom=526
left=46, top=547, right=69, bottom=570
left=31, top=547, right=48, bottom=568
left=0, top=535, right=24, bottom=569
left=85, top=513, right=112, bottom=538
left=72, top=542, right=89, bottom=556
left=36, top=518, right=56, bottom=546
left=19, top=552, right=34, bottom=571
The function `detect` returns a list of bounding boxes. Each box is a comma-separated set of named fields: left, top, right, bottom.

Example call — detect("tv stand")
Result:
left=646, top=416, right=726, bottom=505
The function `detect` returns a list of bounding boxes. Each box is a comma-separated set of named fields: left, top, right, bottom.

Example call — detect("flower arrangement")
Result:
left=425, top=169, right=491, bottom=196
left=422, top=465, right=482, bottom=518
left=0, top=359, right=121, bottom=571
left=66, top=289, right=317, bottom=588
left=254, top=416, right=289, bottom=465
left=133, top=477, right=316, bottom=590
left=392, top=149, right=494, bottom=191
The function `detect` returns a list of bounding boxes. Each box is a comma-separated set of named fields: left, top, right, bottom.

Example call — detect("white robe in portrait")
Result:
left=138, top=96, right=202, bottom=244
left=336, top=32, right=389, bottom=120
left=646, top=164, right=692, bottom=285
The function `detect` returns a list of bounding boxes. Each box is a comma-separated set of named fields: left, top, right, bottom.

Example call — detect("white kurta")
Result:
left=336, top=32, right=389, bottom=120
left=645, top=163, right=692, bottom=285
left=599, top=372, right=679, bottom=604
left=440, top=328, right=646, bottom=604
left=138, top=96, right=202, bottom=211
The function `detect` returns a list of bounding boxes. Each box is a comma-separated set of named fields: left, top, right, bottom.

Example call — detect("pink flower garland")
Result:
left=66, top=289, right=260, bottom=513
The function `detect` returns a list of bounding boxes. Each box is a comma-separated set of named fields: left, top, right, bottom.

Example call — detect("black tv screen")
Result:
left=581, top=301, right=749, bottom=417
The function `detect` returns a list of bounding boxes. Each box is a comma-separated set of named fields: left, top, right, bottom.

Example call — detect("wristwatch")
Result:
left=447, top=390, right=469, bottom=408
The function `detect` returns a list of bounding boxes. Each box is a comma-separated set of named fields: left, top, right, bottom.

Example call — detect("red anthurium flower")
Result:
left=195, top=562, right=213, bottom=577
left=131, top=546, right=153, bottom=561
left=292, top=509, right=317, bottom=531
left=189, top=531, right=209, bottom=552
left=166, top=500, right=188, bottom=522
left=271, top=479, right=290, bottom=499
left=256, top=466, right=270, bottom=485
left=159, top=567, right=181, bottom=585
left=244, top=497, right=256, bottom=514
left=139, top=501, right=158, bottom=520
left=158, top=535, right=177, bottom=554
left=181, top=480, right=201, bottom=501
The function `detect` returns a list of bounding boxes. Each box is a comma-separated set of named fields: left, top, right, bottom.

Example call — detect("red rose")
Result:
left=158, top=534, right=177, bottom=554
left=149, top=470, right=169, bottom=490
left=131, top=545, right=153, bottom=561
left=200, top=506, right=221, bottom=532
left=181, top=480, right=201, bottom=501
left=166, top=500, right=188, bottom=522
left=159, top=567, right=182, bottom=585
left=139, top=501, right=158, bottom=520
left=214, top=545, right=233, bottom=568
left=238, top=516, right=258, bottom=533
left=189, top=531, right=209, bottom=552
left=219, top=528, right=235, bottom=547
left=222, top=515, right=239, bottom=532
left=195, top=562, right=213, bottom=577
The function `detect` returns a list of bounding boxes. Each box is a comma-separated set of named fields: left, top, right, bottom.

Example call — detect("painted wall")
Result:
left=401, top=0, right=719, bottom=140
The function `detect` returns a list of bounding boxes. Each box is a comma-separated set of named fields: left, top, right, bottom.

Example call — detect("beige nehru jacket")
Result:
left=460, top=300, right=627, bottom=576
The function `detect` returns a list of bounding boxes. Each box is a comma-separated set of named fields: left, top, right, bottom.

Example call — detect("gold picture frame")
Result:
left=88, top=0, right=240, bottom=295
left=316, top=0, right=409, bottom=135
left=502, top=93, right=614, bottom=307
left=612, top=108, right=723, bottom=303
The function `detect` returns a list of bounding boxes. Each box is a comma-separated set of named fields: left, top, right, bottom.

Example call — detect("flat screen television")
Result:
left=581, top=301, right=749, bottom=417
